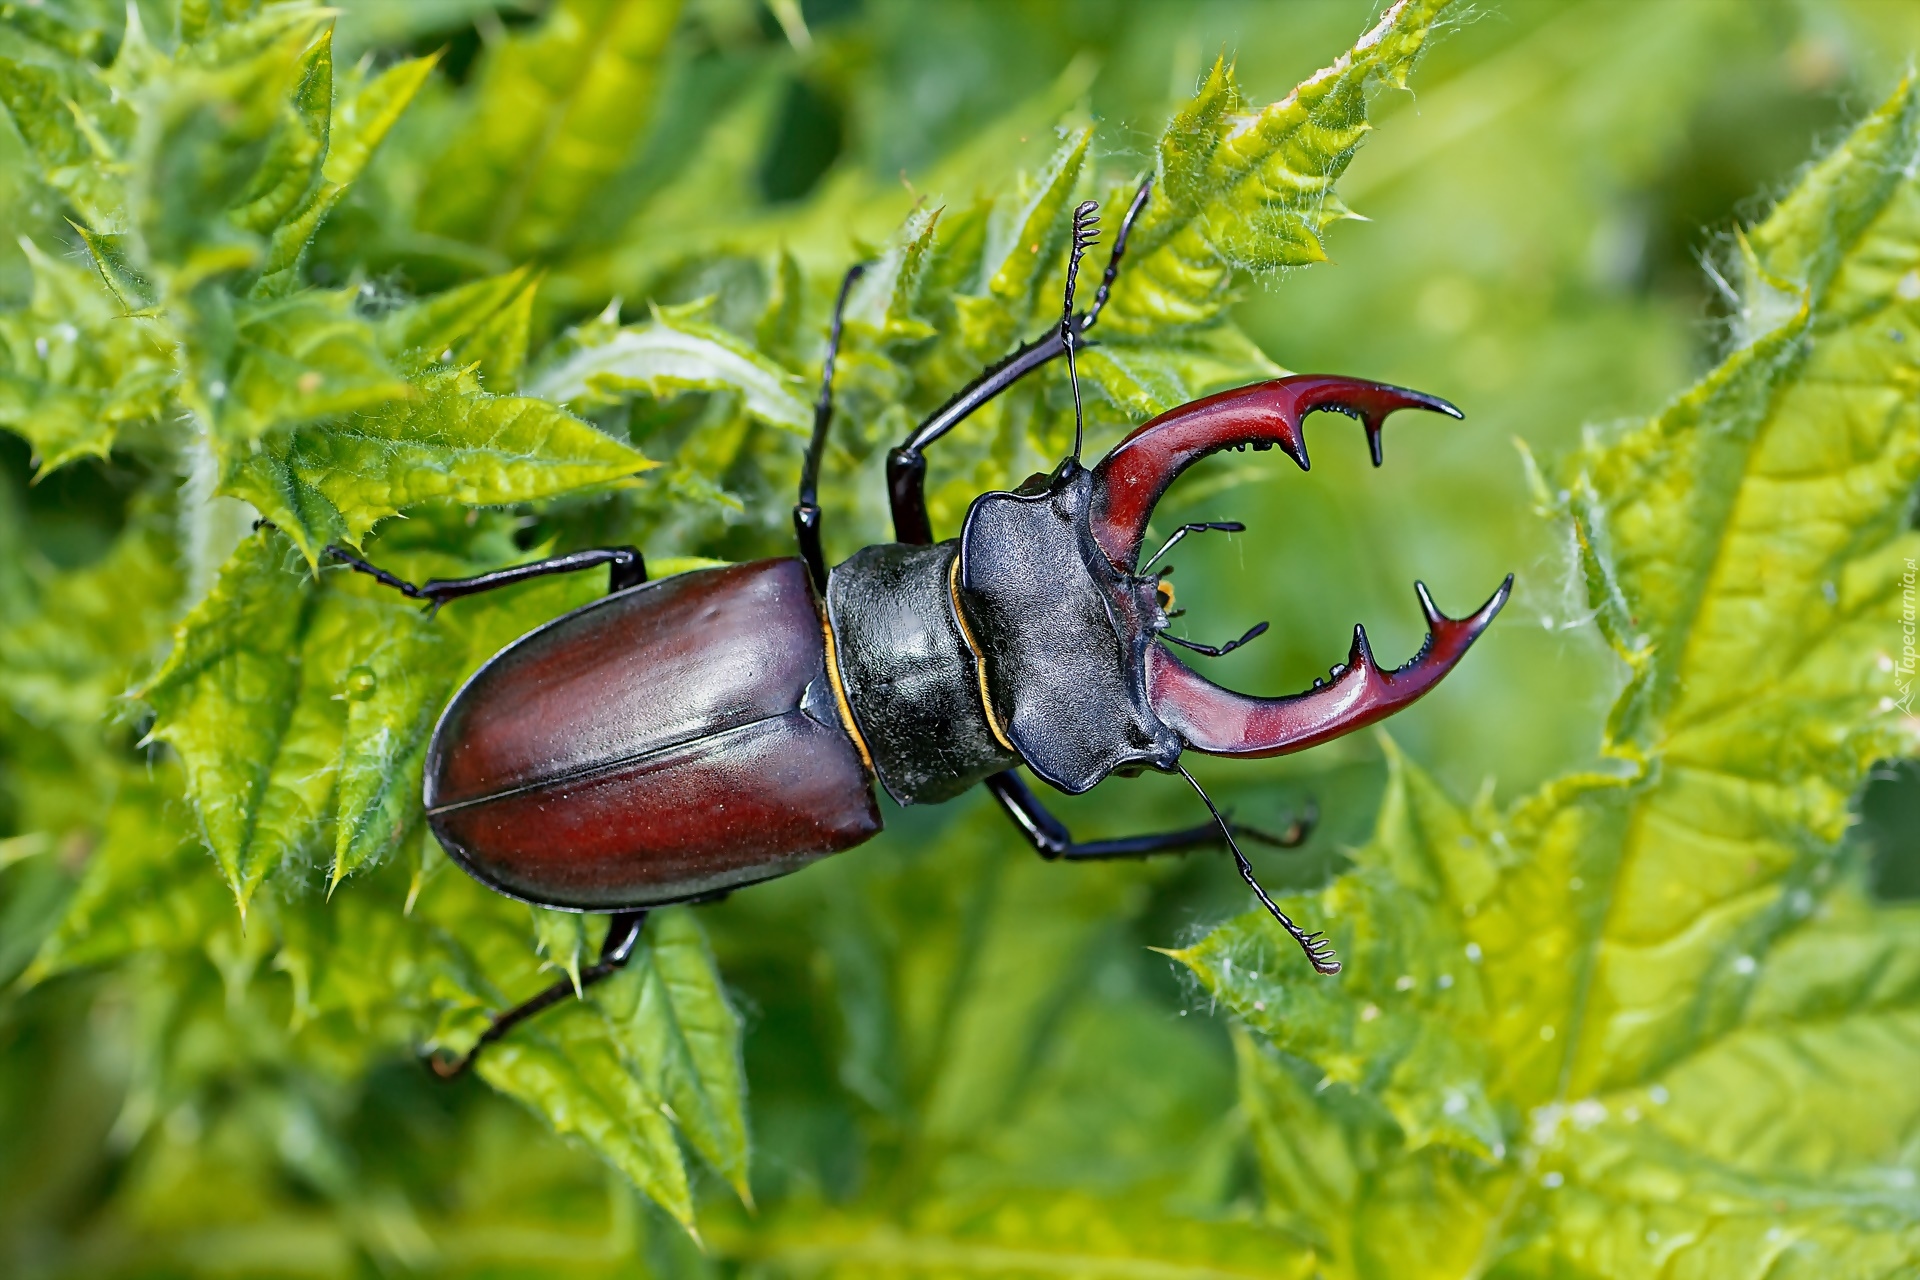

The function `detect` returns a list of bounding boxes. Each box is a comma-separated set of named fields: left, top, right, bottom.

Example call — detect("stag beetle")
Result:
left=326, top=181, right=1511, bottom=1075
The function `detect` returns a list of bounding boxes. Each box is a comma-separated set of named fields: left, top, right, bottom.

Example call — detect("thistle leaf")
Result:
left=529, top=310, right=812, bottom=432
left=617, top=909, right=751, bottom=1204
left=0, top=43, right=132, bottom=230
left=531, top=906, right=590, bottom=995
left=0, top=239, right=174, bottom=472
left=329, top=607, right=451, bottom=888
left=1104, top=0, right=1452, bottom=333
left=950, top=128, right=1090, bottom=357
left=322, top=50, right=438, bottom=190
left=140, top=532, right=325, bottom=910
left=220, top=367, right=650, bottom=562
left=200, top=289, right=409, bottom=442
left=139, top=526, right=647, bottom=907
left=419, top=0, right=682, bottom=258
left=477, top=977, right=698, bottom=1233
left=378, top=268, right=538, bottom=388
left=258, top=49, right=436, bottom=283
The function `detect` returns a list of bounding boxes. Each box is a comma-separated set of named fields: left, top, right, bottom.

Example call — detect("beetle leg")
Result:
left=984, top=770, right=1312, bottom=861
left=323, top=544, right=647, bottom=611
left=794, top=262, right=869, bottom=591
left=429, top=910, right=649, bottom=1080
left=886, top=175, right=1155, bottom=543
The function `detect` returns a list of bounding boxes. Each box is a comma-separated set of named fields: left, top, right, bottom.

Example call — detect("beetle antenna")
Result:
left=1175, top=763, right=1341, bottom=975
left=1141, top=520, right=1246, bottom=572
left=1163, top=620, right=1269, bottom=658
left=1062, top=199, right=1100, bottom=463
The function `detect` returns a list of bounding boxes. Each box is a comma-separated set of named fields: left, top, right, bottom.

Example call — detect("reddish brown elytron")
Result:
left=1089, top=377, right=1512, bottom=758
left=424, top=559, right=879, bottom=910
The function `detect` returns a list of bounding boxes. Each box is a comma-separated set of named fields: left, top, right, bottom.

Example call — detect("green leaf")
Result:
left=257, top=49, right=437, bottom=284
left=620, top=909, right=751, bottom=1205
left=418, top=0, right=682, bottom=258
left=138, top=527, right=630, bottom=907
left=1105, top=0, right=1453, bottom=333
left=220, top=366, right=650, bottom=562
left=139, top=530, right=328, bottom=910
left=23, top=766, right=229, bottom=981
left=529, top=307, right=812, bottom=432
left=132, top=14, right=328, bottom=274
left=949, top=128, right=1089, bottom=358
left=228, top=25, right=331, bottom=238
left=72, top=222, right=158, bottom=313
left=0, top=238, right=175, bottom=471
left=0, top=4, right=114, bottom=62
left=709, top=1191, right=1319, bottom=1278
left=377, top=267, right=539, bottom=388
left=531, top=906, right=590, bottom=995
left=0, top=41, right=133, bottom=231
left=849, top=205, right=942, bottom=345
left=1076, top=324, right=1285, bottom=422
left=329, top=605, right=452, bottom=888
left=477, top=970, right=698, bottom=1233
left=198, top=288, right=409, bottom=442
left=324, top=51, right=438, bottom=190
left=1173, top=77, right=1920, bottom=1279
left=0, top=504, right=182, bottom=835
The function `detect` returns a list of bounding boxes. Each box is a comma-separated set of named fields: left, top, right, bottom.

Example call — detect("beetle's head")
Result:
left=954, top=375, right=1510, bottom=793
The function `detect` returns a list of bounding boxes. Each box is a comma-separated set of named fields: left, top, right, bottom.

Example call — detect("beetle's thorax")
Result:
left=824, top=541, right=1018, bottom=805
left=956, top=461, right=1181, bottom=793
left=826, top=462, right=1180, bottom=806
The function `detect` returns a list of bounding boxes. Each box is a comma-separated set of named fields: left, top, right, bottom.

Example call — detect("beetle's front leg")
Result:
left=886, top=174, right=1155, bottom=544
left=984, top=770, right=1312, bottom=861
left=430, top=910, right=648, bottom=1079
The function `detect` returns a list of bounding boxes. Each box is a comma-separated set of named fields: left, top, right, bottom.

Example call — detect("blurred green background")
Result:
left=5, top=0, right=1920, bottom=1273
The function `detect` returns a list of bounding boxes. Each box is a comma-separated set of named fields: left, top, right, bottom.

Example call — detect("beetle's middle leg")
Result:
left=986, top=771, right=1313, bottom=861
left=324, top=543, right=648, bottom=611
left=430, top=909, right=648, bottom=1079
left=793, top=263, right=869, bottom=592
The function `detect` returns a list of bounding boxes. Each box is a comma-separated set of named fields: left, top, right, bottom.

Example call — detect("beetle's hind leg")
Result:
left=985, top=770, right=1313, bottom=861
left=429, top=910, right=648, bottom=1079
left=322, top=543, right=647, bottom=611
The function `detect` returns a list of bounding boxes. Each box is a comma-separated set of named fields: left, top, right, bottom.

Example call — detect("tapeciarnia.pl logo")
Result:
left=1896, top=558, right=1916, bottom=715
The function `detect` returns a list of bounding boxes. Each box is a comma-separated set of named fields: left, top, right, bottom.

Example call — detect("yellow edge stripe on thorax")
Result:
left=948, top=555, right=1015, bottom=753
left=819, top=602, right=876, bottom=776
